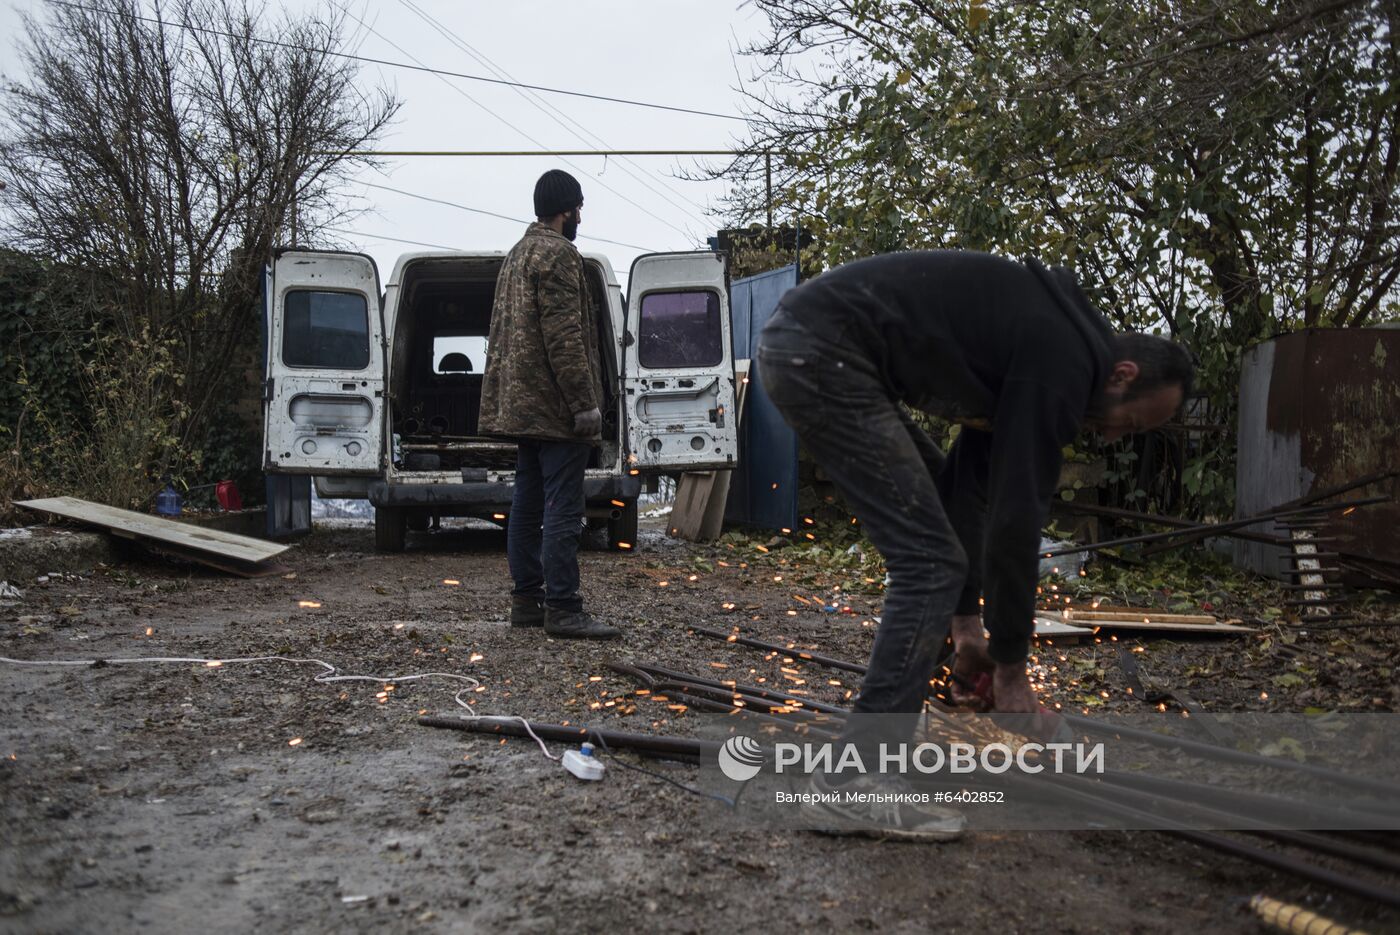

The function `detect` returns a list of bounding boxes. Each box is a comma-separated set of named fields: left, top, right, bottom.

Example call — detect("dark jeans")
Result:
left=758, top=307, right=988, bottom=746
left=508, top=439, right=592, bottom=611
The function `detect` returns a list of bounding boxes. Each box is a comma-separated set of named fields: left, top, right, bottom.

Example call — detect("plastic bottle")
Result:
left=154, top=483, right=183, bottom=517
left=562, top=742, right=605, bottom=781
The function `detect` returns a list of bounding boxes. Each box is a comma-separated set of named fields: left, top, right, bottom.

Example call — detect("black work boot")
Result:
left=544, top=607, right=621, bottom=640
left=509, top=594, right=545, bottom=628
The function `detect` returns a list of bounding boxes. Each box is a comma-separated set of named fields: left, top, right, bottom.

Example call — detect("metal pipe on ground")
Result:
left=639, top=659, right=1400, bottom=832
left=1096, top=770, right=1400, bottom=836
left=1255, top=830, right=1400, bottom=877
left=651, top=680, right=842, bottom=728
left=421, top=709, right=1400, bottom=909
left=685, top=628, right=1400, bottom=801
left=687, top=626, right=869, bottom=674
left=624, top=660, right=851, bottom=715
left=1064, top=715, right=1400, bottom=802
left=1038, top=771, right=1400, bottom=909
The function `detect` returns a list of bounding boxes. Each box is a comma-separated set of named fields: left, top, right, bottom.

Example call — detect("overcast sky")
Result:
left=0, top=0, right=768, bottom=289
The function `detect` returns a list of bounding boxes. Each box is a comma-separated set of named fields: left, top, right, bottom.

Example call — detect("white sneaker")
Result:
left=798, top=771, right=965, bottom=842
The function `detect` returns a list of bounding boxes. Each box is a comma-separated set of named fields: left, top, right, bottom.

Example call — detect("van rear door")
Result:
left=263, top=249, right=385, bottom=475
left=623, top=252, right=738, bottom=472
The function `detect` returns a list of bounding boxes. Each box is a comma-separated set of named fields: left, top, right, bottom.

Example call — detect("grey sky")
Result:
left=0, top=0, right=767, bottom=288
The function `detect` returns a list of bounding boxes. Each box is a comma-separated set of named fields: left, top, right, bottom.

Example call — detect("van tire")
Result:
left=607, top=500, right=638, bottom=551
left=375, top=506, right=407, bottom=552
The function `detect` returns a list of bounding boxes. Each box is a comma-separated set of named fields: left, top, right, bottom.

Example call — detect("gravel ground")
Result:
left=2, top=515, right=1397, bottom=934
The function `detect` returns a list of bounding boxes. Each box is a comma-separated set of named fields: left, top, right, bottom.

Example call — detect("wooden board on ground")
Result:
left=1057, top=614, right=1255, bottom=635
left=670, top=361, right=751, bottom=542
left=16, top=497, right=291, bottom=576
left=1033, top=616, right=1090, bottom=641
left=1068, top=607, right=1219, bottom=625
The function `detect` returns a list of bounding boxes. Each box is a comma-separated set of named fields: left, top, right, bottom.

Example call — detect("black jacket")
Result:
left=779, top=250, right=1115, bottom=662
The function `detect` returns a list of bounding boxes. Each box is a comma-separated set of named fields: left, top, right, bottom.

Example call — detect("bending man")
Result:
left=758, top=250, right=1192, bottom=839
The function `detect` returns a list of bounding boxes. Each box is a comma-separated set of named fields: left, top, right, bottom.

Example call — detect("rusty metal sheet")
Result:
left=1235, top=328, right=1400, bottom=581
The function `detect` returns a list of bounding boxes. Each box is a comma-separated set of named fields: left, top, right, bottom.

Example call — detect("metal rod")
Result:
left=425, top=700, right=1400, bottom=908
left=688, top=628, right=1400, bottom=800
left=1044, top=496, right=1390, bottom=558
left=1040, top=773, right=1400, bottom=909
left=1066, top=716, right=1400, bottom=801
left=652, top=680, right=841, bottom=727
left=639, top=659, right=1400, bottom=830
left=1257, top=829, right=1400, bottom=876
left=1062, top=502, right=1291, bottom=547
left=1095, top=766, right=1400, bottom=832
left=624, top=661, right=851, bottom=715
left=688, top=626, right=869, bottom=673
left=1272, top=470, right=1400, bottom=513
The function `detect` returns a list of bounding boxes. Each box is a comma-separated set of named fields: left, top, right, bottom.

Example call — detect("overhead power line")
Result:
left=322, top=226, right=628, bottom=280
left=50, top=0, right=746, bottom=122
left=324, top=227, right=459, bottom=251
left=397, top=0, right=714, bottom=233
left=329, top=2, right=699, bottom=244
left=357, top=180, right=659, bottom=252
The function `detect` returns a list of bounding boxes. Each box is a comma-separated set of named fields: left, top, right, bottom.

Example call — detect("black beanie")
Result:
left=534, top=169, right=583, bottom=218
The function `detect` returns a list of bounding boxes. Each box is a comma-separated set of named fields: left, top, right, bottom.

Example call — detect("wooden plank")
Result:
left=1033, top=616, right=1090, bottom=641
left=1063, top=617, right=1256, bottom=635
left=1065, top=608, right=1219, bottom=625
left=16, top=497, right=290, bottom=565
left=141, top=539, right=294, bottom=579
left=669, top=472, right=718, bottom=540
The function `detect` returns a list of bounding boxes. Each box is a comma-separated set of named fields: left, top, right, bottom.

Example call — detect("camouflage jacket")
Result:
left=480, top=222, right=602, bottom=442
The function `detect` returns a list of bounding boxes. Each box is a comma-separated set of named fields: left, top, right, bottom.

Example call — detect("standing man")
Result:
left=480, top=169, right=619, bottom=640
left=758, top=250, right=1192, bottom=839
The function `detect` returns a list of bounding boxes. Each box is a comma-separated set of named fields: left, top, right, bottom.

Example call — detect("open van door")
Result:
left=263, top=249, right=385, bottom=475
left=623, top=252, right=738, bottom=472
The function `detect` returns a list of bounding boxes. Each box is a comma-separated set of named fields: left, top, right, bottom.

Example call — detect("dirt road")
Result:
left=2, top=518, right=1396, bottom=933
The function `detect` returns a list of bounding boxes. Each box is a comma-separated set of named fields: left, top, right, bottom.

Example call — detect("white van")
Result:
left=261, top=248, right=739, bottom=551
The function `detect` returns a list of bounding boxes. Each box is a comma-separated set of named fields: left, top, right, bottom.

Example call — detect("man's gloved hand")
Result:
left=572, top=407, right=602, bottom=437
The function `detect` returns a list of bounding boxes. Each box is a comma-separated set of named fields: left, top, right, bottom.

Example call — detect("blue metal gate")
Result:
left=725, top=264, right=800, bottom=532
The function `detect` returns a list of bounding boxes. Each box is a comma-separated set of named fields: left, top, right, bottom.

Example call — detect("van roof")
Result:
left=386, top=250, right=618, bottom=288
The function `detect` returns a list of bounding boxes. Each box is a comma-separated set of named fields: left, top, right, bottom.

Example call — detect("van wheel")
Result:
left=607, top=500, right=639, bottom=552
left=375, top=506, right=407, bottom=552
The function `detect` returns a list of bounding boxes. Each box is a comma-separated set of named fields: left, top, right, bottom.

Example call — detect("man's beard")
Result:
left=562, top=211, right=579, bottom=241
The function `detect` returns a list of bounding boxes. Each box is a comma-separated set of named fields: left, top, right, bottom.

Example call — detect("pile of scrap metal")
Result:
left=420, top=630, right=1400, bottom=916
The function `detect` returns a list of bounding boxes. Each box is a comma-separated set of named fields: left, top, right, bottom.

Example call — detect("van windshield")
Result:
left=282, top=290, right=370, bottom=369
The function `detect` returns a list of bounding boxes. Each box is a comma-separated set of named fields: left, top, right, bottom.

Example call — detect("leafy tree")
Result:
left=0, top=0, right=397, bottom=504
left=723, top=0, right=1399, bottom=513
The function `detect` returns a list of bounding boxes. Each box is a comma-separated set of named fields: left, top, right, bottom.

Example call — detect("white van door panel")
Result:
left=623, top=252, right=737, bottom=472
left=263, top=250, right=385, bottom=475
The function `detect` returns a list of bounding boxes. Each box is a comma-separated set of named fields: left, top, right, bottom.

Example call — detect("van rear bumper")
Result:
left=367, top=475, right=641, bottom=509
